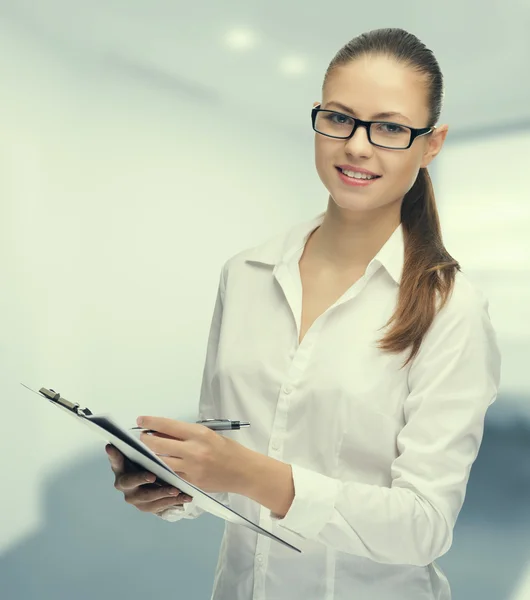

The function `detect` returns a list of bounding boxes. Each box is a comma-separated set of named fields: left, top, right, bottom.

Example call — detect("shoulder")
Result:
left=219, top=218, right=311, bottom=281
left=418, top=269, right=499, bottom=360
left=407, top=269, right=501, bottom=391
left=225, top=230, right=288, bottom=269
left=438, top=270, right=491, bottom=323
left=213, top=228, right=289, bottom=297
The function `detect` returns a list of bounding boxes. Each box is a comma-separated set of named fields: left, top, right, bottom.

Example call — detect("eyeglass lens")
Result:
left=314, top=111, right=411, bottom=149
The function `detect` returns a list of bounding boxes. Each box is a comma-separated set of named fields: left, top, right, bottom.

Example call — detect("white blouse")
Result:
left=161, top=211, right=501, bottom=600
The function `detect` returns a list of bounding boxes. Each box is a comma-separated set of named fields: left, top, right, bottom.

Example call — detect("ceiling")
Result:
left=1, top=0, right=529, bottom=138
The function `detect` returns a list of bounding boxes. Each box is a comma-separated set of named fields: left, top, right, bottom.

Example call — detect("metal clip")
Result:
left=38, top=388, right=92, bottom=416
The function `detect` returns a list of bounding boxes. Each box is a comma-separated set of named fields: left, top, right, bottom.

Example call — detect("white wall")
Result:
left=0, top=21, right=324, bottom=552
left=436, top=132, right=530, bottom=420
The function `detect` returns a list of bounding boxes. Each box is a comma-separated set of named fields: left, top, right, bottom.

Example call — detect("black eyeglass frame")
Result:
left=311, top=105, right=434, bottom=150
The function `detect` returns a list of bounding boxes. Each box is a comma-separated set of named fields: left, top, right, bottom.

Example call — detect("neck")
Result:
left=307, top=197, right=402, bottom=272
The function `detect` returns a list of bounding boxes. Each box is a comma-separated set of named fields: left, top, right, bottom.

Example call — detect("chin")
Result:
left=329, top=191, right=403, bottom=221
left=329, top=190, right=381, bottom=212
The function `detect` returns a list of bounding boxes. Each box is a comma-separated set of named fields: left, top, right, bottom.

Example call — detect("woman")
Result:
left=106, top=28, right=501, bottom=600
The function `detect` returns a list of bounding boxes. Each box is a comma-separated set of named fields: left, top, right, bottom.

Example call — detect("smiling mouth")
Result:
left=336, top=167, right=381, bottom=180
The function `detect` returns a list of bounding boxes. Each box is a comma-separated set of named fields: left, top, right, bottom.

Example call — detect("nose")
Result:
left=344, top=123, right=374, bottom=158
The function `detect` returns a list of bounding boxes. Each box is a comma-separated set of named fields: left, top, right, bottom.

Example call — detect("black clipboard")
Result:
left=21, top=383, right=301, bottom=553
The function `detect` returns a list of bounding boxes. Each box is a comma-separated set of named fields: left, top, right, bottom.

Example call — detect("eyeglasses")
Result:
left=311, top=105, right=434, bottom=150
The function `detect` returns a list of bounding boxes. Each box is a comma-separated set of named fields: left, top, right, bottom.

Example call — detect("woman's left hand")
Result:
left=137, top=416, right=250, bottom=494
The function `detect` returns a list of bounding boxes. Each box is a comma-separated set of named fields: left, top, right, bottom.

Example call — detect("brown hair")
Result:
left=324, top=28, right=460, bottom=368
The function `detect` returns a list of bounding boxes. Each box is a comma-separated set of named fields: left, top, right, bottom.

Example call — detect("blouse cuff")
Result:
left=156, top=498, right=197, bottom=521
left=270, top=463, right=342, bottom=539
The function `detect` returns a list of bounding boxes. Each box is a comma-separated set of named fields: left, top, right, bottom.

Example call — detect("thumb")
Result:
left=105, top=444, right=125, bottom=474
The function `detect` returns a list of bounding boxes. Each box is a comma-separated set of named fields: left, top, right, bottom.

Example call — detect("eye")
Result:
left=328, top=112, right=353, bottom=126
left=375, top=122, right=407, bottom=135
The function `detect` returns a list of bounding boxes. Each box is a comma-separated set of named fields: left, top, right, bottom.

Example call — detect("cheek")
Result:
left=384, top=153, right=421, bottom=193
left=402, top=158, right=424, bottom=194
left=314, top=137, right=335, bottom=184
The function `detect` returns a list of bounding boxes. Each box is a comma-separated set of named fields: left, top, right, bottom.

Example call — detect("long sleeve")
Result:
left=158, top=264, right=229, bottom=522
left=272, top=281, right=502, bottom=566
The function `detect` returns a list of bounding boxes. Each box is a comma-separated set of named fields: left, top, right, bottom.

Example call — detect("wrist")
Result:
left=236, top=447, right=295, bottom=518
left=233, top=444, right=262, bottom=496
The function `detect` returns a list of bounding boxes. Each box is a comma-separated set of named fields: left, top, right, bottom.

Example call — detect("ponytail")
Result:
left=376, top=168, right=460, bottom=368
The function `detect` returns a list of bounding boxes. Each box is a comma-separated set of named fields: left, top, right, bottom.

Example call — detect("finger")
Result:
left=155, top=456, right=187, bottom=479
left=140, top=432, right=185, bottom=458
left=116, top=470, right=156, bottom=491
left=140, top=496, right=192, bottom=514
left=136, top=416, right=199, bottom=440
left=106, top=445, right=125, bottom=474
left=128, top=485, right=190, bottom=504
left=142, top=431, right=178, bottom=441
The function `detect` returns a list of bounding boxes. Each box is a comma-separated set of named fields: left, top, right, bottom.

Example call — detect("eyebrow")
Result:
left=324, top=101, right=412, bottom=124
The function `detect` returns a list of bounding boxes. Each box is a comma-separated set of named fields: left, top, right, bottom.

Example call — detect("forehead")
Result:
left=323, top=54, right=430, bottom=123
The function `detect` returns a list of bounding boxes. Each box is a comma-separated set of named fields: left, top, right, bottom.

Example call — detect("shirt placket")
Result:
left=251, top=261, right=308, bottom=599
left=252, top=257, right=376, bottom=599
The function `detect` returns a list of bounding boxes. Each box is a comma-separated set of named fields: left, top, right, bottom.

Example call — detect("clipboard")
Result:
left=22, top=384, right=301, bottom=553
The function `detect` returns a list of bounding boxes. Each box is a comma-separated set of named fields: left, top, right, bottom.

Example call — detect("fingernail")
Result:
left=168, top=488, right=179, bottom=495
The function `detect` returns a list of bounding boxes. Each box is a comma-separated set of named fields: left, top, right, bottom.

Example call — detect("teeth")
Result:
left=341, top=169, right=377, bottom=180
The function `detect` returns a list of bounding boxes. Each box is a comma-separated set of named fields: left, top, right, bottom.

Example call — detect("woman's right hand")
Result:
left=106, top=444, right=193, bottom=514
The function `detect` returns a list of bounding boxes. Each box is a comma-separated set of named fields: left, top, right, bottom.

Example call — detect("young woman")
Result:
left=107, top=28, right=501, bottom=600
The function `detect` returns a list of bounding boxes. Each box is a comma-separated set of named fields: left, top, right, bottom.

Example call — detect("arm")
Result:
left=158, top=264, right=229, bottom=522
left=242, top=280, right=501, bottom=566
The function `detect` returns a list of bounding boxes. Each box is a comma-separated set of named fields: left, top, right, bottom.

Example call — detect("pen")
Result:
left=196, top=419, right=250, bottom=431
left=131, top=419, right=250, bottom=433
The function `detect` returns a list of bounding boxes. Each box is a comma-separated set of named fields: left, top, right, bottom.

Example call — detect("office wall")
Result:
left=0, top=19, right=322, bottom=558
left=437, top=131, right=530, bottom=415
left=433, top=131, right=530, bottom=600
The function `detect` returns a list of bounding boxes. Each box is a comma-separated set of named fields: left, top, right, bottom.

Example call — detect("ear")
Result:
left=420, top=124, right=449, bottom=168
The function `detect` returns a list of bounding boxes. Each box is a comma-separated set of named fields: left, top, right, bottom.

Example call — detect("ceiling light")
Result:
left=279, top=56, right=308, bottom=76
left=224, top=28, right=258, bottom=51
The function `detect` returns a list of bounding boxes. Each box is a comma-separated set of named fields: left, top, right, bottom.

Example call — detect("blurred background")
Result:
left=0, top=2, right=529, bottom=599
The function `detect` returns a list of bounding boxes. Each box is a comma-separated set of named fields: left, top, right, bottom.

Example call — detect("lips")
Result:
left=336, top=169, right=380, bottom=187
left=336, top=165, right=382, bottom=177
left=335, top=167, right=382, bottom=180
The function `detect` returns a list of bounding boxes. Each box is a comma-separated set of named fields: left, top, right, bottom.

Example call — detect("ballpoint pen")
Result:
left=131, top=419, right=251, bottom=433
left=195, top=419, right=251, bottom=431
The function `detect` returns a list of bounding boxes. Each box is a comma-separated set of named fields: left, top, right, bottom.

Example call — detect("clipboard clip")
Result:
left=39, top=387, right=93, bottom=417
